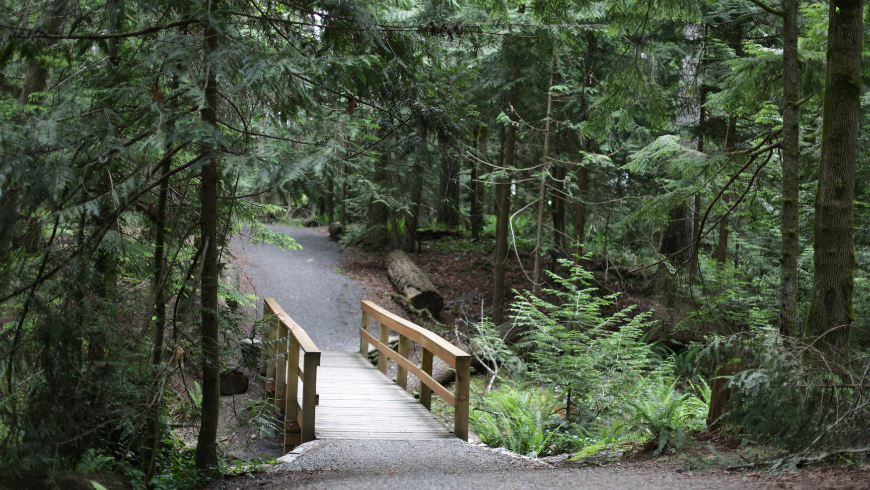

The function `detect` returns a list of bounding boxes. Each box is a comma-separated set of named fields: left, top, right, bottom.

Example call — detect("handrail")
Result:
left=359, top=300, right=470, bottom=441
left=264, top=298, right=321, bottom=451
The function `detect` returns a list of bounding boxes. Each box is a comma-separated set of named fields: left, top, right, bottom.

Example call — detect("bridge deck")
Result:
left=302, top=350, right=454, bottom=440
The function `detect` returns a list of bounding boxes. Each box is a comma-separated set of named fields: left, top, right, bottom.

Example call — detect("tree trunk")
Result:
left=806, top=0, right=861, bottom=363
left=715, top=31, right=744, bottom=266
left=779, top=0, right=801, bottom=337
left=326, top=173, right=335, bottom=223
left=690, top=27, right=708, bottom=282
left=492, top=91, right=518, bottom=324
left=143, top=139, right=170, bottom=478
left=660, top=204, right=693, bottom=264
left=364, top=139, right=390, bottom=251
left=715, top=115, right=737, bottom=265
left=470, top=127, right=486, bottom=241
left=706, top=362, right=737, bottom=431
left=551, top=163, right=566, bottom=258
left=533, top=56, right=556, bottom=297
left=437, top=152, right=461, bottom=227
left=385, top=250, right=444, bottom=316
left=195, top=0, right=221, bottom=474
left=17, top=0, right=68, bottom=105
left=573, top=166, right=588, bottom=256
left=340, top=179, right=347, bottom=225
left=404, top=162, right=423, bottom=252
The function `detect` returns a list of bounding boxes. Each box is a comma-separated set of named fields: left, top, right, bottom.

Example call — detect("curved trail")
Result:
left=225, top=226, right=821, bottom=490
left=232, top=225, right=363, bottom=351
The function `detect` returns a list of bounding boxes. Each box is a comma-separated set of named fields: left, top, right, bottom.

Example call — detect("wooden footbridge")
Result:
left=263, top=299, right=471, bottom=451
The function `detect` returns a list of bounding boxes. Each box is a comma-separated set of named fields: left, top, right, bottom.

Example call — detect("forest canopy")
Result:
left=0, top=0, right=868, bottom=484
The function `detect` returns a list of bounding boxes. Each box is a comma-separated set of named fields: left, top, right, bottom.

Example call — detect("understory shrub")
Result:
left=625, top=379, right=710, bottom=453
left=470, top=388, right=580, bottom=457
left=701, top=333, right=870, bottom=454
left=511, top=258, right=657, bottom=419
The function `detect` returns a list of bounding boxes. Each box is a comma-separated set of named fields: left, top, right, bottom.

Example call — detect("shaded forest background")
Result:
left=0, top=0, right=868, bottom=486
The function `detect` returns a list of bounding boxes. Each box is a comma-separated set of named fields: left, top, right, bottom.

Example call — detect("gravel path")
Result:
left=213, top=440, right=842, bottom=490
left=232, top=225, right=363, bottom=351
left=220, top=228, right=862, bottom=490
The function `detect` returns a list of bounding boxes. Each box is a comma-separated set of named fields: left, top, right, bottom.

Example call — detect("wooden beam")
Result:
left=361, top=300, right=468, bottom=368
left=286, top=337, right=300, bottom=430
left=301, top=351, right=320, bottom=443
left=454, top=356, right=470, bottom=442
left=378, top=320, right=389, bottom=374
left=360, top=328, right=455, bottom=406
left=275, top=323, right=288, bottom=406
left=397, top=334, right=409, bottom=389
left=420, top=348, right=433, bottom=410
left=264, top=298, right=320, bottom=354
left=360, top=311, right=370, bottom=355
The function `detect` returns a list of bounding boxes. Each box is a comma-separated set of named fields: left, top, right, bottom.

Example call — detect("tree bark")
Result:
left=533, top=56, right=556, bottom=297
left=385, top=250, right=443, bottom=316
left=806, top=0, right=862, bottom=363
left=340, top=179, right=347, bottom=225
left=779, top=0, right=801, bottom=337
left=195, top=0, right=221, bottom=474
left=572, top=166, right=588, bottom=255
left=715, top=115, right=737, bottom=265
left=326, top=173, right=335, bottom=223
left=492, top=91, right=518, bottom=325
left=404, top=161, right=423, bottom=252
left=364, top=136, right=390, bottom=251
left=470, top=126, right=486, bottom=241
left=437, top=152, right=461, bottom=227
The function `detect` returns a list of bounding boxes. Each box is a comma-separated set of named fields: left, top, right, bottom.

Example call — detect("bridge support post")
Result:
left=454, top=356, right=470, bottom=442
left=419, top=349, right=433, bottom=410
left=397, top=335, right=409, bottom=389
left=301, top=351, right=320, bottom=443
left=378, top=321, right=389, bottom=374
left=359, top=311, right=370, bottom=355
left=265, top=303, right=278, bottom=405
left=284, top=337, right=300, bottom=452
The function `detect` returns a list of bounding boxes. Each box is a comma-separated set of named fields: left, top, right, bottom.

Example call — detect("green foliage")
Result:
left=513, top=258, right=657, bottom=414
left=699, top=334, right=870, bottom=453
left=470, top=388, right=577, bottom=457
left=624, top=379, right=708, bottom=454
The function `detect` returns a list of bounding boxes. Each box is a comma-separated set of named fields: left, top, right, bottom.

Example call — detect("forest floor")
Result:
left=198, top=225, right=868, bottom=489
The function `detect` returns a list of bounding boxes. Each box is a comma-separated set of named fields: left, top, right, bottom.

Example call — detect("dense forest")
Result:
left=0, top=0, right=868, bottom=486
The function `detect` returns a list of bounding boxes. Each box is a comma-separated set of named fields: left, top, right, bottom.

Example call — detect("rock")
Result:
left=328, top=221, right=343, bottom=239
left=220, top=369, right=249, bottom=395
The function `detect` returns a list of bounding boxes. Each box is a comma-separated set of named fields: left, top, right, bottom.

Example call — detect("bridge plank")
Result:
left=305, top=351, right=454, bottom=441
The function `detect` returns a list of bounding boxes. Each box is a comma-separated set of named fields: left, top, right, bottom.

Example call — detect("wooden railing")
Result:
left=264, top=298, right=320, bottom=451
left=359, top=300, right=471, bottom=441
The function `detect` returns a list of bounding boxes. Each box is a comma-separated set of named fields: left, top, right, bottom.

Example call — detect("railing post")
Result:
left=378, top=321, right=389, bottom=375
left=284, top=337, right=300, bottom=451
left=265, top=302, right=278, bottom=404
left=454, top=356, right=470, bottom=442
left=359, top=311, right=370, bottom=356
left=420, top=348, right=433, bottom=410
left=275, top=324, right=288, bottom=410
left=397, top=334, right=409, bottom=389
left=301, top=351, right=320, bottom=443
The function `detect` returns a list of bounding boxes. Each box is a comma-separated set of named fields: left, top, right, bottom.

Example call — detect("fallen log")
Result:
left=385, top=250, right=443, bottom=317
left=328, top=221, right=343, bottom=239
